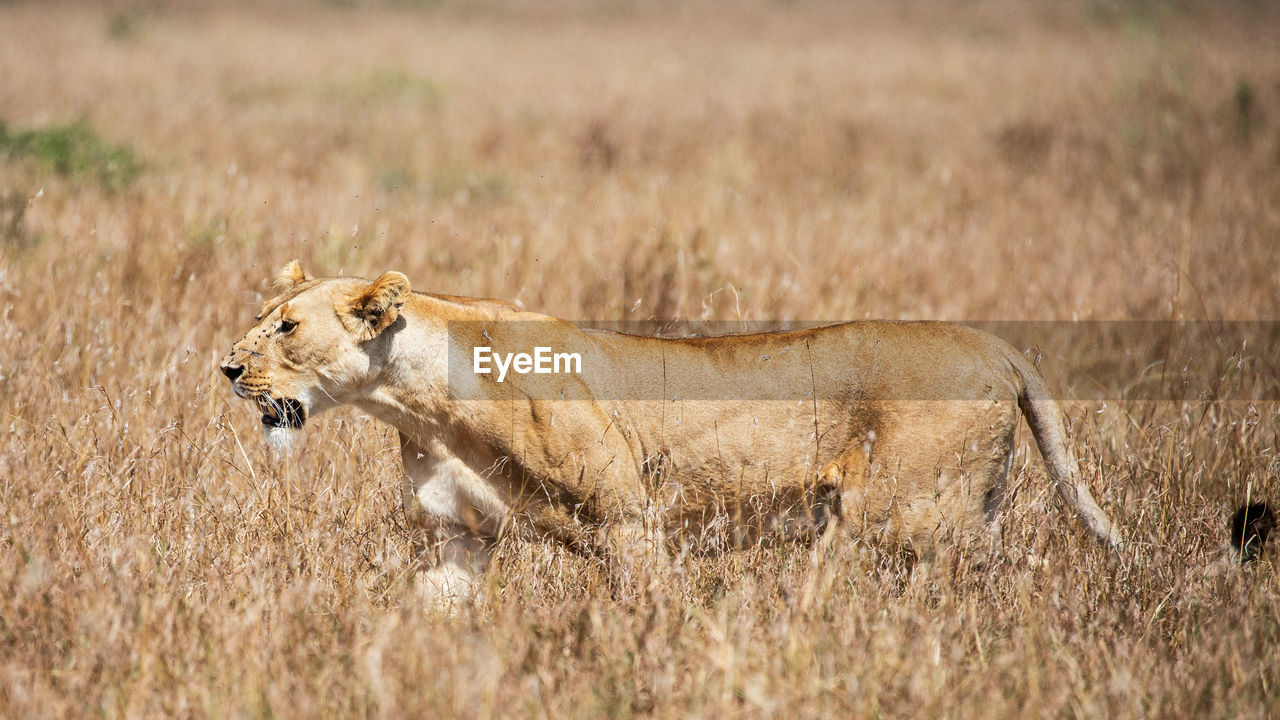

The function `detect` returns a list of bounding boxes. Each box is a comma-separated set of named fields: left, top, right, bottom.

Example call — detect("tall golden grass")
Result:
left=1, top=1, right=1278, bottom=716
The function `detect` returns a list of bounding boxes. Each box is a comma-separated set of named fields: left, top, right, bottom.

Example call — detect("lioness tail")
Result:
left=1007, top=349, right=1124, bottom=550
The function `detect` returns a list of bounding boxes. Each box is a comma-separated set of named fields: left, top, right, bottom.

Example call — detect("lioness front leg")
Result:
left=414, top=524, right=492, bottom=609
left=399, top=437, right=506, bottom=609
left=600, top=519, right=670, bottom=600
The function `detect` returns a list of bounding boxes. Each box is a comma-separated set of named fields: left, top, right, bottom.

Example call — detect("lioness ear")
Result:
left=343, top=271, right=410, bottom=340
left=274, top=259, right=310, bottom=290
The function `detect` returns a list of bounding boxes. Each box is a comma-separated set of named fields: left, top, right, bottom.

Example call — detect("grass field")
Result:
left=2, top=1, right=1279, bottom=717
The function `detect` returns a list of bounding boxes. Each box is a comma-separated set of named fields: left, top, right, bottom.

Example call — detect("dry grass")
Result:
left=2, top=1, right=1279, bottom=717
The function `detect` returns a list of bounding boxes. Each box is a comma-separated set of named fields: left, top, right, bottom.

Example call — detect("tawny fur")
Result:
left=221, top=263, right=1123, bottom=604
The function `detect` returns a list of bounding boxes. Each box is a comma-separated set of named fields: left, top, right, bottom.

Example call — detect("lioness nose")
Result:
left=221, top=363, right=244, bottom=381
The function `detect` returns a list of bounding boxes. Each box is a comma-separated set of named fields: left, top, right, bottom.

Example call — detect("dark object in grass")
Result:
left=1230, top=502, right=1274, bottom=563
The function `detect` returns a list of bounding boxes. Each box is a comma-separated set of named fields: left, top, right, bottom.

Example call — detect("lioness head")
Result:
left=219, top=260, right=409, bottom=449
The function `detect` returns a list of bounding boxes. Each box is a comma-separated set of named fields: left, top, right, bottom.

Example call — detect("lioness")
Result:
left=220, top=262, right=1122, bottom=603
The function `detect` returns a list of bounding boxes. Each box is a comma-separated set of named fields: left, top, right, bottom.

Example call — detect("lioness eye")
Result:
left=279, top=319, right=298, bottom=333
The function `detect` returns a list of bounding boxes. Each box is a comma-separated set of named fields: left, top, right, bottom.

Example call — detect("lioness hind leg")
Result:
left=818, top=442, right=870, bottom=529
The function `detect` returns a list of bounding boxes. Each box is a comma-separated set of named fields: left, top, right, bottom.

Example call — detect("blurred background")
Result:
left=3, top=0, right=1278, bottom=324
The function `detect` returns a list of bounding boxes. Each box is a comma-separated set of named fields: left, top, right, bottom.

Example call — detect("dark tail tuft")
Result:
left=1230, top=502, right=1275, bottom=563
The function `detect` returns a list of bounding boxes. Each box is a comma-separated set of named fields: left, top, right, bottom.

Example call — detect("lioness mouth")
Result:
left=257, top=396, right=306, bottom=429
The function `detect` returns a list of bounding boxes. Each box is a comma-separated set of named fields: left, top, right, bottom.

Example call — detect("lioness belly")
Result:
left=625, top=396, right=1018, bottom=550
